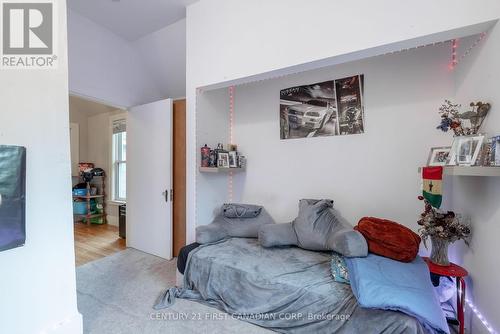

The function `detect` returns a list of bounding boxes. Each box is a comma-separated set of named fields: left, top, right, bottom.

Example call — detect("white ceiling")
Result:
left=67, top=0, right=198, bottom=41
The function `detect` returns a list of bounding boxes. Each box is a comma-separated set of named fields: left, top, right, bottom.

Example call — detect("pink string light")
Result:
left=449, top=39, right=459, bottom=70
left=449, top=32, right=487, bottom=70
left=228, top=86, right=235, bottom=202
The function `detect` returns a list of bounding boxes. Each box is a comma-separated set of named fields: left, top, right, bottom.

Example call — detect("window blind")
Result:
left=112, top=119, right=126, bottom=134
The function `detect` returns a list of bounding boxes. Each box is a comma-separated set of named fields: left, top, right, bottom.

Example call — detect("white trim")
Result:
left=109, top=114, right=128, bottom=203
left=69, top=91, right=127, bottom=110
left=69, top=123, right=79, bottom=177
left=108, top=200, right=126, bottom=206
left=106, top=215, right=119, bottom=227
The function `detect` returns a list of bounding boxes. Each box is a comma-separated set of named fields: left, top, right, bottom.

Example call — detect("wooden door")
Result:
left=172, top=99, right=186, bottom=257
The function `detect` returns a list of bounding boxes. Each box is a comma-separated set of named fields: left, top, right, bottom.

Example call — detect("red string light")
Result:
left=449, top=32, right=487, bottom=70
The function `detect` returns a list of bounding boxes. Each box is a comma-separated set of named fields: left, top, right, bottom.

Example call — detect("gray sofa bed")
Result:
left=160, top=238, right=425, bottom=333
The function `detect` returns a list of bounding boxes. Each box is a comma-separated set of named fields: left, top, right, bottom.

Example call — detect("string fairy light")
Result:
left=450, top=38, right=458, bottom=70
left=465, top=299, right=497, bottom=333
left=449, top=32, right=487, bottom=70
left=228, top=86, right=235, bottom=202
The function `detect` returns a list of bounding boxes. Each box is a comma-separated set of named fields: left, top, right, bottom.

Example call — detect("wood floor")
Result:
left=74, top=223, right=126, bottom=266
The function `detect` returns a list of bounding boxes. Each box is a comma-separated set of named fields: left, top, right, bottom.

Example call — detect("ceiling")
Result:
left=69, top=95, right=120, bottom=116
left=67, top=0, right=198, bottom=41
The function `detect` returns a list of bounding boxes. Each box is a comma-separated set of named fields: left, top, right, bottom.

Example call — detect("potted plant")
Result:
left=417, top=196, right=471, bottom=266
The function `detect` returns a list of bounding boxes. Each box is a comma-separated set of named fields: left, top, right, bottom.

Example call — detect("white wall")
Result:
left=187, top=0, right=499, bottom=89
left=0, top=1, right=82, bottom=333
left=186, top=0, right=500, bottom=243
left=230, top=44, right=453, bottom=225
left=187, top=1, right=500, bottom=332
left=448, top=23, right=500, bottom=333
left=67, top=9, right=163, bottom=108
left=133, top=19, right=187, bottom=100
left=196, top=89, right=230, bottom=225
left=69, top=103, right=89, bottom=162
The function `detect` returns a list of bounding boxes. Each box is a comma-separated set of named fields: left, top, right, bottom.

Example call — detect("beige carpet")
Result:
left=76, top=248, right=271, bottom=334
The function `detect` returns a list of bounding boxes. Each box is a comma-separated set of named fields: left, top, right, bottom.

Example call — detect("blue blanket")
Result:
left=345, top=254, right=449, bottom=334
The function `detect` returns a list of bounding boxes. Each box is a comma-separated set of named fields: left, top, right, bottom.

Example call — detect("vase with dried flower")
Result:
left=436, top=99, right=490, bottom=136
left=417, top=196, right=471, bottom=266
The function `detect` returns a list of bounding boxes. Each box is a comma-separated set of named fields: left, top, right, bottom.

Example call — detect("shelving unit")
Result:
left=199, top=167, right=246, bottom=173
left=418, top=166, right=500, bottom=177
left=73, top=175, right=106, bottom=225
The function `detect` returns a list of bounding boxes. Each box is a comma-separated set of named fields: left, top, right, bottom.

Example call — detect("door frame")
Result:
left=172, top=98, right=187, bottom=257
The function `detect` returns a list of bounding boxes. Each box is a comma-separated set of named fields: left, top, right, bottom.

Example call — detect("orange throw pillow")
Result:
left=354, top=217, right=421, bottom=262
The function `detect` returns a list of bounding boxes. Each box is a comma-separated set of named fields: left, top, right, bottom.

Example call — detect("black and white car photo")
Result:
left=280, top=75, right=365, bottom=139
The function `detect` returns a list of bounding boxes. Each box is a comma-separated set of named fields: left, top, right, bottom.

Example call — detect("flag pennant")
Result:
left=422, top=166, right=443, bottom=208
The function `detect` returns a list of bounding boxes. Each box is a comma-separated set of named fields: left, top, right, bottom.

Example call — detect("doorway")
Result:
left=70, top=95, right=187, bottom=263
left=69, top=95, right=127, bottom=266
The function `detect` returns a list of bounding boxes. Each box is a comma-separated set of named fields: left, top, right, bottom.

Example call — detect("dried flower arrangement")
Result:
left=437, top=100, right=490, bottom=136
left=417, top=196, right=471, bottom=246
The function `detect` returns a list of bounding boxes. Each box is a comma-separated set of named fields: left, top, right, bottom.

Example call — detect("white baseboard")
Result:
left=107, top=215, right=118, bottom=226
left=43, top=312, right=82, bottom=334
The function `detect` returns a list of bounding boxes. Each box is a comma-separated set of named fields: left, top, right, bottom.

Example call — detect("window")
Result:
left=112, top=118, right=126, bottom=201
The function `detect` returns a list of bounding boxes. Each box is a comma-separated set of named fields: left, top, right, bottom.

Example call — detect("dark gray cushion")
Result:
left=196, top=205, right=275, bottom=244
left=222, top=203, right=262, bottom=218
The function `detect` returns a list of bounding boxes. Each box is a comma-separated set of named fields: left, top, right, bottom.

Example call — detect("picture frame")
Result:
left=228, top=151, right=238, bottom=168
left=427, top=147, right=451, bottom=166
left=491, top=135, right=500, bottom=166
left=217, top=152, right=230, bottom=168
left=448, top=134, right=485, bottom=166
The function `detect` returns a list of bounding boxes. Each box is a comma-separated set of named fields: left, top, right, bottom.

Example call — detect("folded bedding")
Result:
left=156, top=238, right=425, bottom=334
left=345, top=254, right=449, bottom=334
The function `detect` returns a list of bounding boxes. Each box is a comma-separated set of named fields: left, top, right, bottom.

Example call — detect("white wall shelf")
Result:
left=418, top=166, right=500, bottom=177
left=199, top=167, right=245, bottom=173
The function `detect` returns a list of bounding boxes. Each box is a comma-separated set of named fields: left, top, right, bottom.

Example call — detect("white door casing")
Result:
left=69, top=123, right=80, bottom=177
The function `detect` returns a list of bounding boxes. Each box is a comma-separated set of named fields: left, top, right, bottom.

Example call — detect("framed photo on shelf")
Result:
left=427, top=147, right=451, bottom=166
left=217, top=152, right=230, bottom=168
left=228, top=151, right=238, bottom=168
left=448, top=134, right=485, bottom=166
left=491, top=135, right=500, bottom=166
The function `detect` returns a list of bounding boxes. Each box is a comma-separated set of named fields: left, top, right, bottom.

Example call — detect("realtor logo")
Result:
left=1, top=0, right=57, bottom=69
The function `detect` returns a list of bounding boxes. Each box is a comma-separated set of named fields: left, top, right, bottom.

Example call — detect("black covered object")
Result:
left=119, top=204, right=126, bottom=239
left=177, top=242, right=200, bottom=274
left=0, top=146, right=26, bottom=252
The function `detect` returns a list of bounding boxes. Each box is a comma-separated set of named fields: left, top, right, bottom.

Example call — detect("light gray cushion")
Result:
left=196, top=205, right=275, bottom=244
left=327, top=228, right=368, bottom=257
left=258, top=222, right=297, bottom=247
left=259, top=199, right=368, bottom=257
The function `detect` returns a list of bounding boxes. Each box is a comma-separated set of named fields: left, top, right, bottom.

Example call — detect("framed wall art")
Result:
left=448, top=134, right=485, bottom=166
left=427, top=147, right=451, bottom=166
left=280, top=74, right=365, bottom=140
